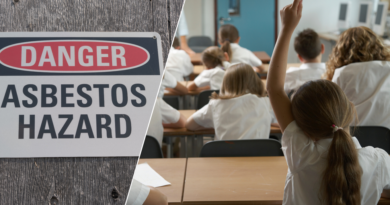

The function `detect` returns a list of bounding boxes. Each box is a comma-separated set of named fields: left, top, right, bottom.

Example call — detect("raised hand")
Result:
left=280, top=0, right=303, bottom=33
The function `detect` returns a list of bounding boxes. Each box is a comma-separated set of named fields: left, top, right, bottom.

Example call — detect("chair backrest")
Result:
left=163, top=96, right=180, bottom=110
left=350, top=126, right=390, bottom=153
left=200, top=139, right=283, bottom=157
left=140, top=136, right=164, bottom=158
left=196, top=90, right=219, bottom=110
left=188, top=36, right=213, bottom=47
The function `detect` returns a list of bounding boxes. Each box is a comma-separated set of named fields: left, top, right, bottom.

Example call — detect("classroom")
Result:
left=128, top=0, right=390, bottom=204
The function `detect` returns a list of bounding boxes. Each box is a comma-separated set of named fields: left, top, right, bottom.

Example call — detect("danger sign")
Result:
left=0, top=32, right=163, bottom=158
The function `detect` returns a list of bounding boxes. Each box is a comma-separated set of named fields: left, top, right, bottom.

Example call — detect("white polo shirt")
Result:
left=192, top=94, right=273, bottom=140
left=193, top=62, right=230, bottom=90
left=148, top=71, right=181, bottom=145
left=230, top=43, right=262, bottom=67
left=126, top=179, right=150, bottom=205
left=282, top=121, right=390, bottom=205
left=165, top=47, right=193, bottom=81
left=332, top=61, right=390, bottom=129
left=158, top=70, right=177, bottom=98
left=284, top=63, right=326, bottom=95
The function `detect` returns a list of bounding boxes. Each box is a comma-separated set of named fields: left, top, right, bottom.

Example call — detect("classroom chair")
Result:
left=188, top=36, right=213, bottom=53
left=350, top=126, right=390, bottom=153
left=140, top=136, right=164, bottom=158
left=200, top=139, right=283, bottom=157
left=196, top=90, right=219, bottom=110
left=163, top=96, right=180, bottom=110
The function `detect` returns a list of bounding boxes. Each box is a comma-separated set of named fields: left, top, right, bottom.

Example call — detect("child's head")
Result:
left=172, top=37, right=180, bottom=49
left=324, top=26, right=390, bottom=80
left=218, top=24, right=239, bottom=60
left=202, top=46, right=226, bottom=69
left=292, top=80, right=362, bottom=204
left=294, top=29, right=324, bottom=63
left=212, top=63, right=265, bottom=99
left=218, top=24, right=240, bottom=44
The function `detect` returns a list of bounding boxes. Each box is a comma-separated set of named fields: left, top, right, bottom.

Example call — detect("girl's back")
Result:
left=282, top=120, right=390, bottom=205
left=332, top=61, right=390, bottom=129
left=193, top=94, right=272, bottom=140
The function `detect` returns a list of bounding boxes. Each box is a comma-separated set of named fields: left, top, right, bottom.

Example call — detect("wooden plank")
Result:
left=138, top=158, right=187, bottom=205
left=183, top=157, right=287, bottom=205
left=0, top=0, right=182, bottom=204
left=168, top=0, right=184, bottom=43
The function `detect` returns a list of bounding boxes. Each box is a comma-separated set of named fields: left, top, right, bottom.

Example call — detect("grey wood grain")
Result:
left=0, top=0, right=184, bottom=204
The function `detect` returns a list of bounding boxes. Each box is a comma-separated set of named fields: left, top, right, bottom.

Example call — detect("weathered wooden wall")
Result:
left=0, top=0, right=184, bottom=204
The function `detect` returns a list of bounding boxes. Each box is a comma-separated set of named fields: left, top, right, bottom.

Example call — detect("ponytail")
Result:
left=321, top=129, right=362, bottom=205
left=221, top=40, right=232, bottom=62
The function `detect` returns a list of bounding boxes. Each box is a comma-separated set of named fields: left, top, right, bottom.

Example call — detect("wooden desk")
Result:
left=318, top=32, right=340, bottom=42
left=183, top=157, right=287, bottom=204
left=138, top=158, right=187, bottom=205
left=253, top=51, right=271, bottom=63
left=164, top=110, right=281, bottom=137
left=182, top=157, right=390, bottom=205
left=190, top=51, right=271, bottom=65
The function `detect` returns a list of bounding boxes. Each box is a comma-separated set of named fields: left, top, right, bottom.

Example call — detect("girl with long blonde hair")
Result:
left=186, top=63, right=277, bottom=140
left=268, top=1, right=390, bottom=204
left=187, top=46, right=230, bottom=91
left=325, top=26, right=390, bottom=129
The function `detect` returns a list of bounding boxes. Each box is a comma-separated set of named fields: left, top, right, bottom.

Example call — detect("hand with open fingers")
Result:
left=280, top=0, right=303, bottom=32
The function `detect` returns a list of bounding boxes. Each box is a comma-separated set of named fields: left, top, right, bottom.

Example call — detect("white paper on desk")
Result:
left=133, top=163, right=171, bottom=187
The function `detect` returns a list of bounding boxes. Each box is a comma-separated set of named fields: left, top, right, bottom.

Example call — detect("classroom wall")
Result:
left=183, top=0, right=215, bottom=43
left=278, top=0, right=377, bottom=63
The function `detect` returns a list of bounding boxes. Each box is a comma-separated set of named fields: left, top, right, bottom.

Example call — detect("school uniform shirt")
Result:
left=126, top=179, right=150, bottom=205
left=230, top=43, right=262, bottom=67
left=282, top=121, right=390, bottom=205
left=284, top=63, right=326, bottom=95
left=192, top=94, right=273, bottom=140
left=158, top=70, right=177, bottom=98
left=193, top=62, right=230, bottom=90
left=148, top=71, right=181, bottom=145
left=146, top=99, right=180, bottom=146
left=165, top=47, right=193, bottom=81
left=332, top=61, right=390, bottom=129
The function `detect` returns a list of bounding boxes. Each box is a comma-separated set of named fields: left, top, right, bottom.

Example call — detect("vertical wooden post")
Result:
left=0, top=0, right=184, bottom=204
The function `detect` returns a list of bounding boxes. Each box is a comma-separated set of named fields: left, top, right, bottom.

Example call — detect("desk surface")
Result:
left=183, top=157, right=287, bottom=204
left=190, top=51, right=271, bottom=65
left=164, top=110, right=281, bottom=136
left=138, top=158, right=186, bottom=205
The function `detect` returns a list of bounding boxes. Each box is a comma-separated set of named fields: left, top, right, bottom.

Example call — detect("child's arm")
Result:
left=163, top=113, right=186, bottom=128
left=187, top=81, right=199, bottom=91
left=167, top=81, right=188, bottom=95
left=266, top=0, right=302, bottom=132
left=185, top=115, right=208, bottom=131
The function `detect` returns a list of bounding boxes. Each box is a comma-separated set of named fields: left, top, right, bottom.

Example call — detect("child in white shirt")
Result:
left=186, top=63, right=276, bottom=140
left=147, top=71, right=187, bottom=145
left=267, top=1, right=390, bottom=204
left=126, top=179, right=167, bottom=205
left=165, top=37, right=193, bottom=82
left=284, top=29, right=326, bottom=95
left=218, top=24, right=266, bottom=73
left=187, top=46, right=230, bottom=91
left=324, top=26, right=390, bottom=129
